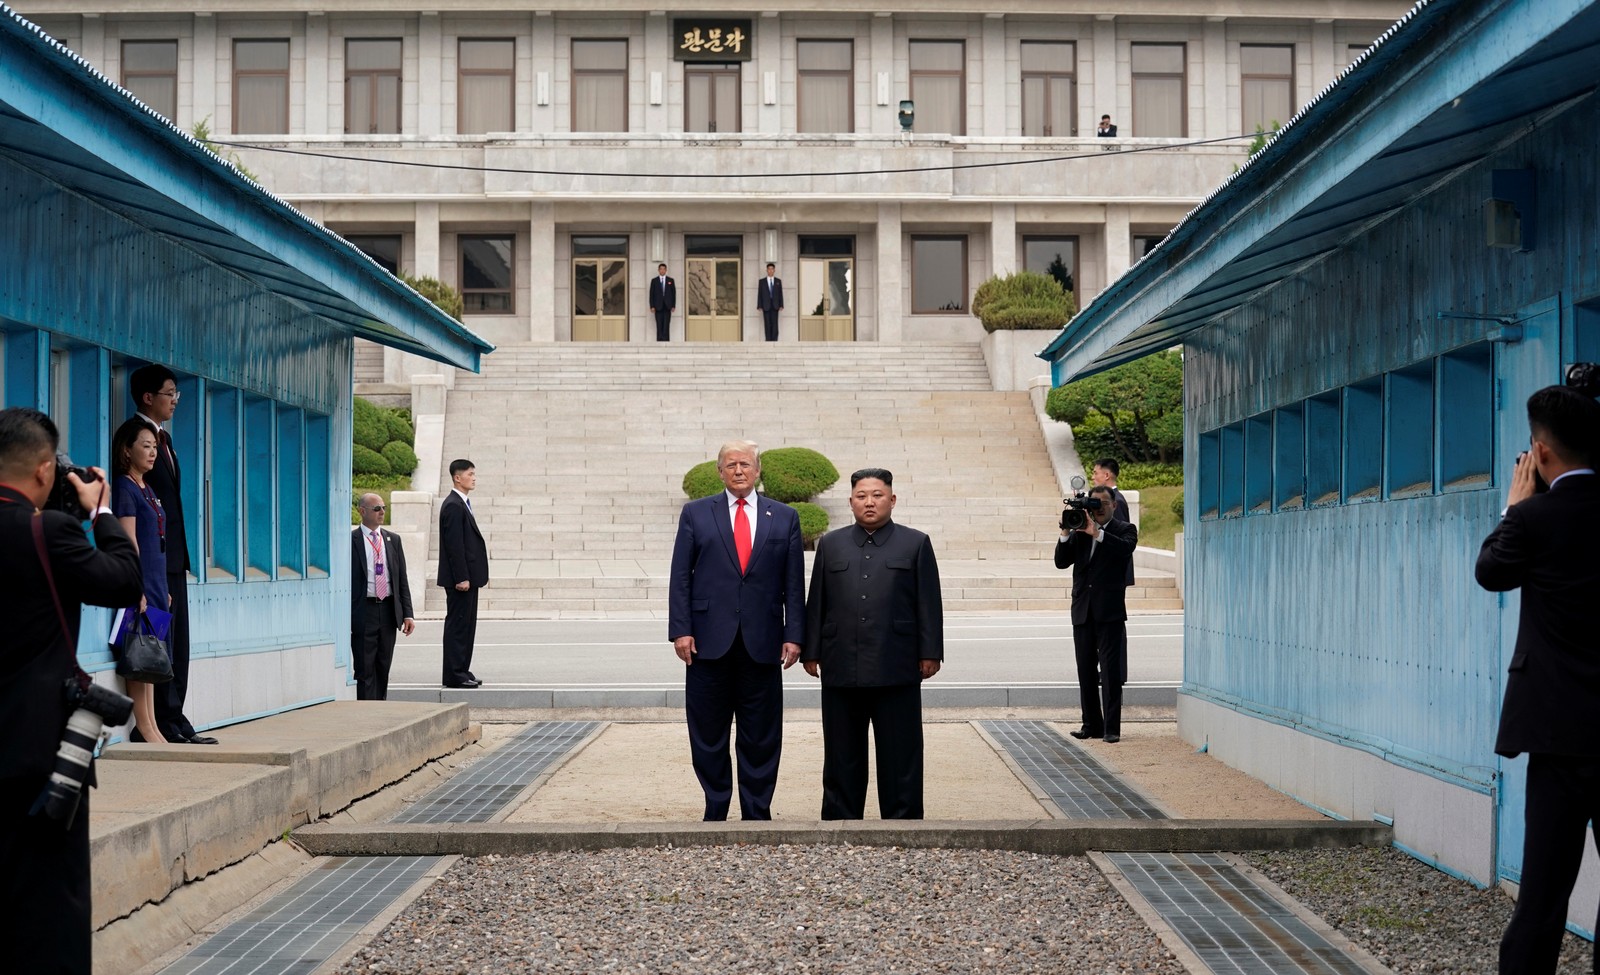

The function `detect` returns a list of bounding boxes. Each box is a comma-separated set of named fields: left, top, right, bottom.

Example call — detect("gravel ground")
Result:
left=1245, top=847, right=1595, bottom=974
left=339, top=846, right=1185, bottom=974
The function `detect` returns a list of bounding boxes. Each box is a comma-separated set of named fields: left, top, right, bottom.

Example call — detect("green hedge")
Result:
left=791, top=501, right=829, bottom=545
left=353, top=444, right=391, bottom=476
left=381, top=440, right=419, bottom=476
left=971, top=270, right=1076, bottom=332
left=1170, top=493, right=1185, bottom=519
left=1117, top=463, right=1184, bottom=489
left=758, top=447, right=839, bottom=503
left=682, top=460, right=723, bottom=499
left=384, top=410, right=414, bottom=445
left=353, top=397, right=389, bottom=452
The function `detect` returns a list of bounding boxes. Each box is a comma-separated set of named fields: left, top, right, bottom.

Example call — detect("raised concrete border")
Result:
left=293, top=818, right=1391, bottom=857
left=91, top=702, right=476, bottom=930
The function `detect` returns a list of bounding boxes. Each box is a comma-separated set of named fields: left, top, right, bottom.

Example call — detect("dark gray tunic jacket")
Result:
left=801, top=521, right=943, bottom=687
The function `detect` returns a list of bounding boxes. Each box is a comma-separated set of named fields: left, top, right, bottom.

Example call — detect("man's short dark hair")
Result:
left=0, top=407, right=58, bottom=478
left=658, top=263, right=667, bottom=270
left=1101, top=114, right=1111, bottom=121
left=766, top=263, right=775, bottom=269
left=449, top=458, right=475, bottom=477
left=1528, top=385, right=1600, bottom=467
left=1088, top=484, right=1115, bottom=502
left=1094, top=458, right=1120, bottom=478
left=850, top=468, right=893, bottom=488
left=129, top=364, right=177, bottom=408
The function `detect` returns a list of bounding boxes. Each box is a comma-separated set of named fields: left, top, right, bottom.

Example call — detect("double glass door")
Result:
left=572, top=257, right=627, bottom=341
left=798, top=258, right=854, bottom=340
left=685, top=258, right=742, bottom=341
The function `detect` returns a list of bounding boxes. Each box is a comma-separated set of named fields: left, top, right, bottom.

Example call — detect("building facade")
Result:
left=20, top=1, right=1401, bottom=372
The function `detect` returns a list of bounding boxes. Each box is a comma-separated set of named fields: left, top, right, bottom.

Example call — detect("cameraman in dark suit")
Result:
left=1055, top=484, right=1138, bottom=743
left=0, top=407, right=143, bottom=974
left=1476, top=385, right=1600, bottom=974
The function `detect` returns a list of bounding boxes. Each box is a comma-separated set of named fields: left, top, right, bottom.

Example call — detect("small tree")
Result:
left=970, top=270, right=1076, bottom=332
left=1046, top=349, right=1183, bottom=464
left=190, top=116, right=258, bottom=183
left=399, top=270, right=465, bottom=321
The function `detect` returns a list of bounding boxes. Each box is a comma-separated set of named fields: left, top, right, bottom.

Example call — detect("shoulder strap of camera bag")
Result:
left=32, top=512, right=92, bottom=691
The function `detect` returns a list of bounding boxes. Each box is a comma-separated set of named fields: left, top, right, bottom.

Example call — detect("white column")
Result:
left=79, top=16, right=105, bottom=72
left=980, top=14, right=1006, bottom=137
left=193, top=15, right=217, bottom=130
left=1310, top=21, right=1336, bottom=95
left=877, top=203, right=903, bottom=342
left=758, top=12, right=781, bottom=134
left=644, top=14, right=670, bottom=134
left=418, top=13, right=442, bottom=136
left=528, top=204, right=556, bottom=342
left=305, top=14, right=328, bottom=135
left=989, top=204, right=1016, bottom=279
left=1202, top=19, right=1226, bottom=139
left=414, top=202, right=441, bottom=278
left=1093, top=17, right=1117, bottom=134
left=870, top=14, right=895, bottom=136
left=1102, top=204, right=1131, bottom=297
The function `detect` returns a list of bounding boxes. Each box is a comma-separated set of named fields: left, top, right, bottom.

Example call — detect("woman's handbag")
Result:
left=116, top=612, right=173, bottom=684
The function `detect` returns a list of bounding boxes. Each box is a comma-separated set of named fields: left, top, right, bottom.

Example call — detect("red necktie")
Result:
left=734, top=498, right=752, bottom=573
left=370, top=531, right=389, bottom=600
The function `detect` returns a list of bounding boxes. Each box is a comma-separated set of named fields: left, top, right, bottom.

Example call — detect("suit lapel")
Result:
left=749, top=496, right=780, bottom=568
left=353, top=529, right=367, bottom=590
left=711, top=494, right=741, bottom=572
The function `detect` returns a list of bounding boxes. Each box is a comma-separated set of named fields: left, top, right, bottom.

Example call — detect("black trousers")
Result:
left=154, top=569, right=196, bottom=740
left=1072, top=614, right=1127, bottom=737
left=0, top=779, right=92, bottom=975
left=684, top=633, right=783, bottom=821
left=1499, top=753, right=1600, bottom=974
left=761, top=308, right=780, bottom=341
left=442, top=586, right=478, bottom=686
left=354, top=597, right=398, bottom=700
left=819, top=683, right=924, bottom=820
left=654, top=309, right=672, bottom=341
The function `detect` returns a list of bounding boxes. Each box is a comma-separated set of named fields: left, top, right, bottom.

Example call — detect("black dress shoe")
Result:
left=185, top=735, right=219, bottom=745
left=1068, top=729, right=1102, bottom=740
left=445, top=678, right=483, bottom=689
left=1102, top=734, right=1121, bottom=744
left=128, top=729, right=146, bottom=743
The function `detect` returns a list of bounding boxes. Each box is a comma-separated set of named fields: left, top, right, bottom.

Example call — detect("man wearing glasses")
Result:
left=352, top=494, right=415, bottom=701
left=129, top=364, right=216, bottom=743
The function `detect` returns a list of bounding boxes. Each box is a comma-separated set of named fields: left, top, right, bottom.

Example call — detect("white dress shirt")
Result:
left=361, top=525, right=384, bottom=598
left=724, top=490, right=759, bottom=550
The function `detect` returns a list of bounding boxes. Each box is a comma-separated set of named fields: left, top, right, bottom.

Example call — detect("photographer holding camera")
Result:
left=1055, top=482, right=1139, bottom=743
left=1476, top=383, right=1600, bottom=974
left=0, top=407, right=143, bottom=974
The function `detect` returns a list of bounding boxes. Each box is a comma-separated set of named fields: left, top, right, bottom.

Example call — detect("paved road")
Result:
left=388, top=613, right=1182, bottom=692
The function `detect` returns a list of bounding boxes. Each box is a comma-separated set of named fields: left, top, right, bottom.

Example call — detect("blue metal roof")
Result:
left=1041, top=0, right=1600, bottom=381
left=0, top=4, right=492, bottom=372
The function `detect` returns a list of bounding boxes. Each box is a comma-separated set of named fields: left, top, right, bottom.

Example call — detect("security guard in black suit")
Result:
left=0, top=408, right=143, bottom=975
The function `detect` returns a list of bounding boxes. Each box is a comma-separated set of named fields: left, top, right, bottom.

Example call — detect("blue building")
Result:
left=0, top=7, right=491, bottom=728
left=1042, top=0, right=1600, bottom=934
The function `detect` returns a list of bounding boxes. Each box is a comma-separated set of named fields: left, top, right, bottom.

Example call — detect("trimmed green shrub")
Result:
left=384, top=409, right=414, bottom=446
left=1117, top=463, right=1184, bottom=489
left=400, top=271, right=465, bottom=321
left=353, top=397, right=389, bottom=452
left=971, top=270, right=1076, bottom=332
left=1063, top=410, right=1122, bottom=467
left=758, top=447, right=839, bottom=503
left=381, top=440, right=419, bottom=476
left=791, top=502, right=829, bottom=546
left=1170, top=493, right=1185, bottom=519
left=353, top=444, right=391, bottom=476
left=682, top=460, right=723, bottom=499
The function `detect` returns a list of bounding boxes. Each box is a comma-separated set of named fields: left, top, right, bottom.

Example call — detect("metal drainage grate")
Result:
left=980, top=719, right=1166, bottom=819
left=158, top=721, right=600, bottom=974
left=392, top=719, right=599, bottom=824
left=1106, top=853, right=1372, bottom=975
left=158, top=855, right=440, bottom=975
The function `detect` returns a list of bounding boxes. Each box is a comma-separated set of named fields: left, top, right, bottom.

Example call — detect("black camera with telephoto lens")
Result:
left=31, top=678, right=133, bottom=829
left=1513, top=362, right=1599, bottom=494
left=45, top=452, right=99, bottom=521
left=1061, top=474, right=1103, bottom=532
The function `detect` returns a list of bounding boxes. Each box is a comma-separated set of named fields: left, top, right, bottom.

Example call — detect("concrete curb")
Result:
left=293, top=818, right=1391, bottom=857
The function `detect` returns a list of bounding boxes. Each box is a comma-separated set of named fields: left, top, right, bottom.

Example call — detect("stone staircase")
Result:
left=420, top=342, right=1180, bottom=617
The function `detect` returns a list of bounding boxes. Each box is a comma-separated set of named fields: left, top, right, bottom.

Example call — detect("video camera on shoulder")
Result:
left=45, top=452, right=98, bottom=520
left=1061, top=475, right=1102, bottom=532
left=1514, top=362, right=1599, bottom=494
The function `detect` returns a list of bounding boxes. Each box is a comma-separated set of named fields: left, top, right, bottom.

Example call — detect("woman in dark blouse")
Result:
left=111, top=418, right=170, bottom=745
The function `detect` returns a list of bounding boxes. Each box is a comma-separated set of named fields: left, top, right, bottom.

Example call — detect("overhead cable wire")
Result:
left=209, top=132, right=1262, bottom=180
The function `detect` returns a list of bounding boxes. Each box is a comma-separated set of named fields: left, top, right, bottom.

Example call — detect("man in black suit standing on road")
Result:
left=1055, top=484, right=1138, bottom=743
left=129, top=364, right=216, bottom=745
left=756, top=262, right=784, bottom=341
left=649, top=263, right=676, bottom=341
left=1476, top=385, right=1600, bottom=975
left=352, top=493, right=415, bottom=700
left=438, top=459, right=488, bottom=689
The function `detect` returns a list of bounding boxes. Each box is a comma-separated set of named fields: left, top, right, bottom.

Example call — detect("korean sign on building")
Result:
left=673, top=20, right=753, bottom=61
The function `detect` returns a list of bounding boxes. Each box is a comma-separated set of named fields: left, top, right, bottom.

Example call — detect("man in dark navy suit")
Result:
left=756, top=263, right=784, bottom=341
left=668, top=440, right=804, bottom=820
left=1477, top=385, right=1600, bottom=975
left=649, top=263, right=676, bottom=341
left=1055, top=484, right=1138, bottom=743
left=352, top=493, right=415, bottom=700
